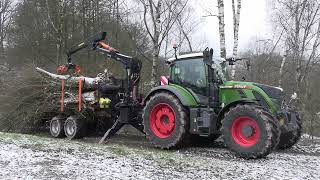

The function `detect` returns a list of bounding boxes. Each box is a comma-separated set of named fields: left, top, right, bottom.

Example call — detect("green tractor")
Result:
left=143, top=48, right=302, bottom=158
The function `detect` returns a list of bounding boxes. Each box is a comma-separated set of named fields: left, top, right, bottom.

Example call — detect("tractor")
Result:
left=37, top=32, right=302, bottom=159
left=143, top=48, right=302, bottom=158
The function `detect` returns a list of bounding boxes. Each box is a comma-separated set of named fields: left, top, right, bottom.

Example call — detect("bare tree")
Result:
left=174, top=4, right=202, bottom=53
left=0, top=0, right=14, bottom=59
left=46, top=0, right=68, bottom=65
left=271, top=0, right=320, bottom=136
left=274, top=0, right=320, bottom=107
left=230, top=0, right=242, bottom=80
left=217, top=0, right=226, bottom=59
left=163, top=4, right=201, bottom=57
left=138, top=0, right=188, bottom=86
left=177, top=16, right=193, bottom=52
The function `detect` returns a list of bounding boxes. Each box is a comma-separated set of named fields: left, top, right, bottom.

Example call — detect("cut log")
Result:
left=35, top=67, right=99, bottom=90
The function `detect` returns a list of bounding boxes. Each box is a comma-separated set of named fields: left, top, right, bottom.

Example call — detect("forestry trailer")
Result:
left=36, top=32, right=302, bottom=159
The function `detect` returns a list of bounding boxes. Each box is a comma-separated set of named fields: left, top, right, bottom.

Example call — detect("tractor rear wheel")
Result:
left=221, top=104, right=280, bottom=159
left=64, top=115, right=87, bottom=139
left=50, top=116, right=65, bottom=138
left=143, top=92, right=188, bottom=149
left=277, top=113, right=302, bottom=149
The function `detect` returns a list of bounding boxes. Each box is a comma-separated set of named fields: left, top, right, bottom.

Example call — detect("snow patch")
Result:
left=0, top=132, right=320, bottom=179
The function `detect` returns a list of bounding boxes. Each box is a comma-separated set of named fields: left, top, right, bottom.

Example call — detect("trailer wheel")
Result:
left=221, top=104, right=280, bottom=159
left=143, top=92, right=188, bottom=149
left=50, top=116, right=65, bottom=138
left=64, top=115, right=86, bottom=139
left=277, top=113, right=302, bottom=149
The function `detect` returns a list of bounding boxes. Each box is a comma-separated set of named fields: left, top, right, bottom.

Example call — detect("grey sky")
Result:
left=127, top=0, right=271, bottom=57
left=192, top=0, right=271, bottom=56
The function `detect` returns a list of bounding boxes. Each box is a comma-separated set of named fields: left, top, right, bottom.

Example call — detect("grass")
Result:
left=109, top=146, right=129, bottom=156
left=0, top=132, right=209, bottom=169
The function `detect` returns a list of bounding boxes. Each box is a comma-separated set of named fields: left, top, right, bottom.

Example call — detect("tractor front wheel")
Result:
left=221, top=104, right=280, bottom=159
left=143, top=92, right=188, bottom=149
left=277, top=113, right=302, bottom=149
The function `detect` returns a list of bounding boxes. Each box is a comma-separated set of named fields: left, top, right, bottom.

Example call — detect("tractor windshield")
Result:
left=212, top=56, right=227, bottom=82
left=170, top=58, right=207, bottom=95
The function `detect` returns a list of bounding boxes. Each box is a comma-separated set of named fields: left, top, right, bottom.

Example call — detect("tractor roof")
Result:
left=166, top=52, right=203, bottom=63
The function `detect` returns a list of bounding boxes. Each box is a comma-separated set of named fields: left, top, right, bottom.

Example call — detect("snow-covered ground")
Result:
left=1, top=132, right=320, bottom=180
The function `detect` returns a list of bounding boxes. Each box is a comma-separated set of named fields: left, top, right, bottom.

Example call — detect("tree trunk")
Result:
left=150, top=0, right=162, bottom=87
left=151, top=42, right=159, bottom=86
left=278, top=50, right=288, bottom=87
left=0, top=1, right=4, bottom=58
left=217, top=0, right=226, bottom=59
left=231, top=0, right=242, bottom=80
left=217, top=0, right=227, bottom=78
left=0, top=0, right=12, bottom=60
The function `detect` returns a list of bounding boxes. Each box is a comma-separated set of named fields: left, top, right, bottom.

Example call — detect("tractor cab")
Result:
left=165, top=50, right=225, bottom=107
left=167, top=53, right=208, bottom=95
left=166, top=52, right=226, bottom=84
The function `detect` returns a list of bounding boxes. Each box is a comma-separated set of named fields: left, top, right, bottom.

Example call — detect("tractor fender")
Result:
left=143, top=85, right=198, bottom=107
left=217, top=99, right=258, bottom=122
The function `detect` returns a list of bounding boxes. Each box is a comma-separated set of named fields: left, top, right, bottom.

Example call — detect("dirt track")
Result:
left=1, top=132, right=320, bottom=179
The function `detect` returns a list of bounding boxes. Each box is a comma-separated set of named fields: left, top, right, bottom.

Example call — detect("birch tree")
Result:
left=217, top=0, right=226, bottom=59
left=278, top=49, right=288, bottom=87
left=0, top=0, right=14, bottom=59
left=138, top=0, right=188, bottom=86
left=231, top=0, right=242, bottom=80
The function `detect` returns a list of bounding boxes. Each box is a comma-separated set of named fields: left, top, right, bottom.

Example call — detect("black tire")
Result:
left=221, top=104, right=280, bottom=159
left=277, top=113, right=302, bottom=149
left=50, top=116, right=65, bottom=138
left=64, top=115, right=87, bottom=139
left=143, top=92, right=188, bottom=149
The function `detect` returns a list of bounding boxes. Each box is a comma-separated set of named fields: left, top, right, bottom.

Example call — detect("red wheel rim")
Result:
left=150, top=103, right=176, bottom=138
left=231, top=116, right=261, bottom=147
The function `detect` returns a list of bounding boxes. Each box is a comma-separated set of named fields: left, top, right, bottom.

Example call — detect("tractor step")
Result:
left=189, top=108, right=218, bottom=136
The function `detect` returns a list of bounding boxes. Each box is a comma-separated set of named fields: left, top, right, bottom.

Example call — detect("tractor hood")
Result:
left=221, top=81, right=283, bottom=97
left=220, top=81, right=284, bottom=113
left=253, top=83, right=283, bottom=101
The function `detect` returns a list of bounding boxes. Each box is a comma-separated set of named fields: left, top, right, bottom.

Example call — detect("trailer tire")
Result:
left=221, top=104, right=280, bottom=159
left=64, top=115, right=86, bottom=139
left=50, top=116, right=65, bottom=138
left=277, top=113, right=302, bottom=149
left=143, top=92, right=188, bottom=149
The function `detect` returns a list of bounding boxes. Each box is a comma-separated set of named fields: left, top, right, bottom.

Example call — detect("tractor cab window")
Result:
left=212, top=56, right=227, bottom=82
left=170, top=58, right=207, bottom=95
